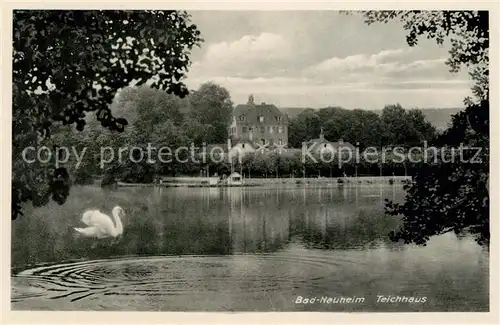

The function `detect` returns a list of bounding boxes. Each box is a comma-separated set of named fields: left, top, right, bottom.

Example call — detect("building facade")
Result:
left=228, top=95, right=289, bottom=148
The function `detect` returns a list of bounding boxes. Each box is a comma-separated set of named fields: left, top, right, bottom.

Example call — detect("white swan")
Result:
left=74, top=206, right=124, bottom=239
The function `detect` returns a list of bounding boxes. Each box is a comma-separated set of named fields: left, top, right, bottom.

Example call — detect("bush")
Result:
left=101, top=171, right=117, bottom=189
left=73, top=169, right=95, bottom=185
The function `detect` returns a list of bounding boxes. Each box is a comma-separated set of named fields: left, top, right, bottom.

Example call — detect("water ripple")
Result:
left=12, top=254, right=352, bottom=303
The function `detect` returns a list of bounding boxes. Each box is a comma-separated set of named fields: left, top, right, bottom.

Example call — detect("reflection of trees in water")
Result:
left=285, top=185, right=404, bottom=250
left=145, top=189, right=233, bottom=255
left=11, top=186, right=405, bottom=271
left=255, top=234, right=286, bottom=253
left=299, top=209, right=400, bottom=250
left=11, top=211, right=59, bottom=270
left=158, top=222, right=231, bottom=255
left=227, top=188, right=291, bottom=253
left=230, top=209, right=289, bottom=253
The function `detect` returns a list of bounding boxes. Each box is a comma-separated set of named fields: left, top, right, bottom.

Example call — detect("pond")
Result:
left=11, top=184, right=489, bottom=311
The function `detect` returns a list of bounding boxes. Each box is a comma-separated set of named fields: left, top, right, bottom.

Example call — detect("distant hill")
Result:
left=279, top=106, right=463, bottom=131
left=418, top=108, right=463, bottom=130
left=370, top=107, right=463, bottom=131
left=281, top=107, right=313, bottom=119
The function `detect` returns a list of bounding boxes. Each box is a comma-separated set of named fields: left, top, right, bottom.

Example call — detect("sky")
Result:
left=184, top=11, right=473, bottom=109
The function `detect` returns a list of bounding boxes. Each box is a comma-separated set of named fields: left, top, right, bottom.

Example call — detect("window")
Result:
left=242, top=126, right=247, bottom=132
left=242, top=143, right=245, bottom=149
left=259, top=116, right=264, bottom=122
left=324, top=144, right=327, bottom=148
left=239, top=116, right=246, bottom=121
left=261, top=139, right=266, bottom=145
left=260, top=126, right=265, bottom=133
left=278, top=127, right=283, bottom=133
left=269, top=126, right=273, bottom=133
left=276, top=116, right=282, bottom=122
left=278, top=139, right=283, bottom=145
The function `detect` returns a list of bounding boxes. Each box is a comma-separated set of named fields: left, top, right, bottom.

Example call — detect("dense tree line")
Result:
left=53, top=83, right=432, bottom=184
left=53, top=80, right=442, bottom=183
left=288, top=105, right=436, bottom=148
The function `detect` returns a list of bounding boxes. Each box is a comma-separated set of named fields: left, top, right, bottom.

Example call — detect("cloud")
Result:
left=307, top=48, right=411, bottom=73
left=188, top=32, right=293, bottom=78
left=185, top=75, right=471, bottom=109
left=369, top=79, right=472, bottom=90
left=183, top=11, right=475, bottom=108
left=384, top=58, right=453, bottom=79
left=204, top=32, right=289, bottom=61
left=185, top=37, right=471, bottom=109
left=302, top=48, right=466, bottom=86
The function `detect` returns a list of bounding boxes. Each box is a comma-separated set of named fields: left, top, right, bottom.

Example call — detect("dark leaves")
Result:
left=49, top=167, right=70, bottom=205
left=114, top=117, right=128, bottom=132
left=12, top=10, right=203, bottom=219
left=385, top=103, right=489, bottom=246
left=76, top=119, right=86, bottom=131
left=357, top=10, right=489, bottom=246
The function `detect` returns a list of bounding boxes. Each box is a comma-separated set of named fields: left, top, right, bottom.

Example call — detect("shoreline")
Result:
left=113, top=176, right=411, bottom=188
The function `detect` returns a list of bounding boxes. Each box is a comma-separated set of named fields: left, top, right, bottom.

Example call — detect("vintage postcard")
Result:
left=1, top=1, right=498, bottom=324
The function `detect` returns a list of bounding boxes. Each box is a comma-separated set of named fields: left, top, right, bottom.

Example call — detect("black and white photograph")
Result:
left=5, top=4, right=495, bottom=317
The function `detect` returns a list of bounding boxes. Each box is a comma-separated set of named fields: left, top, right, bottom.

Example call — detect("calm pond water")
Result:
left=11, top=184, right=489, bottom=311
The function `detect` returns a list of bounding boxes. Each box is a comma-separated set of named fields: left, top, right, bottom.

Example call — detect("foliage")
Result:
left=287, top=104, right=436, bottom=148
left=288, top=109, right=322, bottom=147
left=12, top=10, right=202, bottom=219
left=101, top=169, right=118, bottom=189
left=381, top=104, right=436, bottom=147
left=188, top=82, right=234, bottom=144
left=44, top=83, right=441, bottom=182
left=386, top=145, right=489, bottom=245
left=356, top=10, right=489, bottom=245
left=46, top=82, right=235, bottom=184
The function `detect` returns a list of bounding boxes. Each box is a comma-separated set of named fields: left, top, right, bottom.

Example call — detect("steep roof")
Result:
left=233, top=102, right=289, bottom=125
left=304, top=138, right=356, bottom=153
